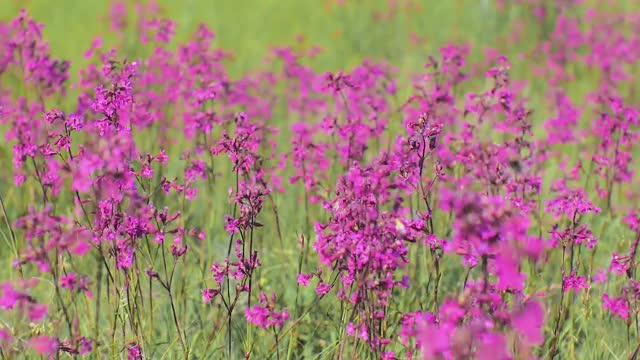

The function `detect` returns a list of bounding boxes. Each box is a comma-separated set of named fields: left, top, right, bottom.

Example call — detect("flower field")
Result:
left=1, top=0, right=640, bottom=358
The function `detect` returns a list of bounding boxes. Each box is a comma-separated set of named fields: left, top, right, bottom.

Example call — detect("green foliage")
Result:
left=0, top=0, right=636, bottom=358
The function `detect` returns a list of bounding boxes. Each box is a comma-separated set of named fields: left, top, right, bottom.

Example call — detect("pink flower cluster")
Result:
left=1, top=1, right=640, bottom=358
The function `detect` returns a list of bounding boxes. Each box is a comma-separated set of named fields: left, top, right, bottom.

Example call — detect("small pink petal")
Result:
left=28, top=335, right=58, bottom=355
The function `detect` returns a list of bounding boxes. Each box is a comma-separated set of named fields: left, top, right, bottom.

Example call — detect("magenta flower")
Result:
left=245, top=306, right=290, bottom=330
left=202, top=289, right=220, bottom=303
left=127, top=342, right=142, bottom=360
left=610, top=252, right=629, bottom=275
left=602, top=293, right=629, bottom=319
left=108, top=1, right=127, bottom=33
left=315, top=282, right=331, bottom=295
left=297, top=273, right=313, bottom=287
left=593, top=269, right=607, bottom=284
left=562, top=273, right=589, bottom=293
left=511, top=300, right=545, bottom=345
left=0, top=329, right=12, bottom=349
left=140, top=163, right=154, bottom=179
left=60, top=273, right=77, bottom=291
left=78, top=337, right=93, bottom=355
left=0, top=282, right=20, bottom=309
left=27, top=303, right=48, bottom=322
left=27, top=335, right=58, bottom=356
left=244, top=292, right=289, bottom=330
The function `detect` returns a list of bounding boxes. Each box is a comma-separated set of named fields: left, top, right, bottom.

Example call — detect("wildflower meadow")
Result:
left=1, top=0, right=640, bottom=358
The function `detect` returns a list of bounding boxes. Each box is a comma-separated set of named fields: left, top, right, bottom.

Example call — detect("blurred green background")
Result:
left=3, top=0, right=507, bottom=77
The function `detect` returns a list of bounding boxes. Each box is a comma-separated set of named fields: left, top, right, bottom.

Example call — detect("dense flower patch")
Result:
left=1, top=1, right=640, bottom=358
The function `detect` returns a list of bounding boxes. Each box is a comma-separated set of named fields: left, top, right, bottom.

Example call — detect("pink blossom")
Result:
left=27, top=335, right=58, bottom=356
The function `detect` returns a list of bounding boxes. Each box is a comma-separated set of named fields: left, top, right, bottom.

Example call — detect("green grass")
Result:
left=3, top=0, right=505, bottom=76
left=1, top=0, right=638, bottom=359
